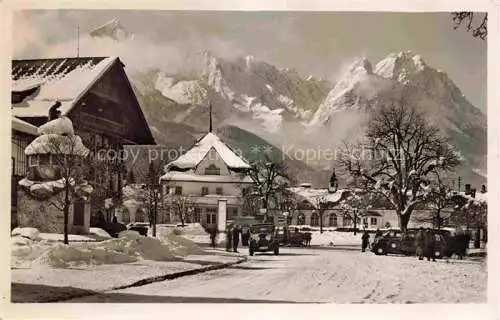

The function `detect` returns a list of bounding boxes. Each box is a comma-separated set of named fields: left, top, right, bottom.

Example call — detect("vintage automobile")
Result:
left=249, top=223, right=280, bottom=256
left=371, top=228, right=454, bottom=258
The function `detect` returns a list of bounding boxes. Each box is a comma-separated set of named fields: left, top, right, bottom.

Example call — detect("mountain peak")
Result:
left=374, top=51, right=427, bottom=84
left=89, top=18, right=133, bottom=41
left=347, top=57, right=373, bottom=75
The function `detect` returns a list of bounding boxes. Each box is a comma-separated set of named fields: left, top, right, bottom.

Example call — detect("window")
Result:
left=370, top=217, right=378, bottom=225
left=193, top=208, right=201, bottom=222
left=175, top=186, right=182, bottom=195
left=204, top=164, right=220, bottom=175
left=201, top=187, right=209, bottom=196
left=329, top=214, right=338, bottom=227
left=362, top=217, right=368, bottom=225
left=206, top=207, right=217, bottom=224
left=297, top=213, right=305, bottom=225
left=310, top=213, right=319, bottom=226
left=28, top=155, right=40, bottom=167
left=216, top=187, right=223, bottom=195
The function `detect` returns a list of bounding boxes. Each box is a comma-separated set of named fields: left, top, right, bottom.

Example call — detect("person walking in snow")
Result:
left=361, top=230, right=370, bottom=252
left=424, top=228, right=436, bottom=261
left=415, top=227, right=425, bottom=260
left=225, top=226, right=233, bottom=252
left=232, top=225, right=241, bottom=253
left=209, top=226, right=217, bottom=248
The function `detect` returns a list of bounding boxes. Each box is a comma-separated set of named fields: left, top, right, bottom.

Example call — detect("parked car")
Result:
left=127, top=222, right=149, bottom=236
left=248, top=223, right=280, bottom=256
left=371, top=229, right=454, bottom=258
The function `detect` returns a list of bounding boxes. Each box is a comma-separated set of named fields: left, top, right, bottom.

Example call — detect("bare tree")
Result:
left=414, top=171, right=452, bottom=230
left=309, top=195, right=329, bottom=234
left=338, top=102, right=460, bottom=231
left=143, top=161, right=165, bottom=236
left=168, top=195, right=196, bottom=227
left=340, top=190, right=372, bottom=235
left=452, top=12, right=487, bottom=40
left=245, top=155, right=291, bottom=222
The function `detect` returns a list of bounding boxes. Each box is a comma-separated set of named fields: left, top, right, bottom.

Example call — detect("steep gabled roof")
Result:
left=166, top=132, right=251, bottom=170
left=12, top=56, right=117, bottom=118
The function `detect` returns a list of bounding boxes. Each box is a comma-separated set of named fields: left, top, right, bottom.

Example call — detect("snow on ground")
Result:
left=309, top=231, right=362, bottom=247
left=155, top=223, right=226, bottom=246
left=12, top=249, right=242, bottom=298
left=11, top=227, right=207, bottom=269
left=71, top=247, right=486, bottom=303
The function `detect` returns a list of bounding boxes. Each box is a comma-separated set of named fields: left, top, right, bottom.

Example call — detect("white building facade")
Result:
left=160, top=133, right=253, bottom=228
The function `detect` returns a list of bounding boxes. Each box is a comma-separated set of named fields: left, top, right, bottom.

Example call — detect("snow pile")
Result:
left=34, top=243, right=139, bottom=268
left=12, top=227, right=40, bottom=241
left=177, top=223, right=207, bottom=236
left=24, top=134, right=89, bottom=156
left=12, top=227, right=206, bottom=269
left=89, top=228, right=112, bottom=239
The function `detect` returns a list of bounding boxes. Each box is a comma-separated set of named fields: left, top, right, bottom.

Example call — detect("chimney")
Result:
left=465, top=184, right=471, bottom=195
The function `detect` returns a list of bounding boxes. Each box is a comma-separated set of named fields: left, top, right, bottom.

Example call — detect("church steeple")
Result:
left=209, top=102, right=213, bottom=133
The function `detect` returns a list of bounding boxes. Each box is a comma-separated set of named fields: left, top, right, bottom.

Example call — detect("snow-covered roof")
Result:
left=12, top=116, right=39, bottom=136
left=160, top=170, right=253, bottom=183
left=12, top=57, right=117, bottom=118
left=453, top=191, right=488, bottom=204
left=25, top=134, right=89, bottom=156
left=166, top=132, right=251, bottom=170
left=289, top=186, right=348, bottom=208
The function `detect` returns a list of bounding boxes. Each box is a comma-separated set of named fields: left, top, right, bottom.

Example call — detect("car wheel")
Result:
left=375, top=246, right=385, bottom=255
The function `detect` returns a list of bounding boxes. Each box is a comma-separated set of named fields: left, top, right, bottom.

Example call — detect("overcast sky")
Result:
left=13, top=10, right=486, bottom=111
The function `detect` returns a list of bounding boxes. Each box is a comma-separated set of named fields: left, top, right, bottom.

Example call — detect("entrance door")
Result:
left=73, top=199, right=85, bottom=226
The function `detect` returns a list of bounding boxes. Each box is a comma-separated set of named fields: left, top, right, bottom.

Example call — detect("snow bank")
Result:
left=34, top=243, right=139, bottom=268
left=89, top=228, right=112, bottom=239
left=12, top=227, right=40, bottom=241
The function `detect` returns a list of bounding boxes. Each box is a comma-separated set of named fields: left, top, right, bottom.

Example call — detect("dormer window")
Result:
left=204, top=164, right=220, bottom=175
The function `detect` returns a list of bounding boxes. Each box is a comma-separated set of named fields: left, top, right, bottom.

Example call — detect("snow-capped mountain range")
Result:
left=91, top=20, right=487, bottom=187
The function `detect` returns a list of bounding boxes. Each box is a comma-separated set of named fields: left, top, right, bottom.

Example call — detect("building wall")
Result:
left=17, top=188, right=91, bottom=234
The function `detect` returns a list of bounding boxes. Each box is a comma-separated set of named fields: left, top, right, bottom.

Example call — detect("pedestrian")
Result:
left=242, top=228, right=251, bottom=246
left=232, top=225, right=241, bottom=253
left=361, top=230, right=370, bottom=252
left=415, top=227, right=425, bottom=260
left=225, top=226, right=233, bottom=252
left=375, top=228, right=382, bottom=240
left=424, top=228, right=436, bottom=261
left=209, top=226, right=217, bottom=248
left=455, top=228, right=467, bottom=260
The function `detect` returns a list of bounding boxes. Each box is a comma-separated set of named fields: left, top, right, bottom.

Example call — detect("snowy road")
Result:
left=69, top=246, right=486, bottom=303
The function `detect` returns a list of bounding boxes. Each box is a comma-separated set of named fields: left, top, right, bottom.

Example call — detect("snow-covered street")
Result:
left=67, top=246, right=486, bottom=303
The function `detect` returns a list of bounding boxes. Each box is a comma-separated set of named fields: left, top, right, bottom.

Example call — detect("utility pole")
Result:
left=77, top=24, right=80, bottom=58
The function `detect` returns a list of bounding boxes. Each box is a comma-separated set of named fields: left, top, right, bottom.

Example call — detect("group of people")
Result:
left=414, top=227, right=439, bottom=261
left=208, top=224, right=251, bottom=253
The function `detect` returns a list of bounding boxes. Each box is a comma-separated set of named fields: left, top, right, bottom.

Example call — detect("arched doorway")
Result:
left=135, top=208, right=145, bottom=223
left=310, top=213, right=319, bottom=227
left=121, top=208, right=130, bottom=224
